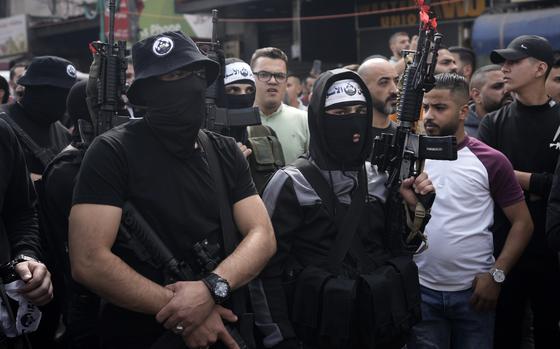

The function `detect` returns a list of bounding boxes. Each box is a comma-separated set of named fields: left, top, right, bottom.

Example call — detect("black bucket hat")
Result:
left=127, top=31, right=219, bottom=105
left=491, top=35, right=554, bottom=67
left=18, top=56, right=77, bottom=89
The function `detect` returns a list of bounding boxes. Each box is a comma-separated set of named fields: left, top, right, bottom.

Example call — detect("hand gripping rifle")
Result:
left=198, top=9, right=261, bottom=143
left=90, top=0, right=129, bottom=136
left=372, top=4, right=457, bottom=252
left=118, top=202, right=250, bottom=349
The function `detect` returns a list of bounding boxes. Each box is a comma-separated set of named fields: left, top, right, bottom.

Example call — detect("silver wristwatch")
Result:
left=489, top=267, right=506, bottom=283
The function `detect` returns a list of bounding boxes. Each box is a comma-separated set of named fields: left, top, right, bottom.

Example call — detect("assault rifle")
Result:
left=118, top=202, right=250, bottom=349
left=198, top=9, right=261, bottom=143
left=90, top=0, right=129, bottom=136
left=372, top=7, right=457, bottom=252
left=372, top=10, right=457, bottom=190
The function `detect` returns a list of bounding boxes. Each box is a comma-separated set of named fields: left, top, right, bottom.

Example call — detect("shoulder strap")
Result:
left=0, top=112, right=56, bottom=167
left=293, top=157, right=338, bottom=216
left=197, top=131, right=239, bottom=255
left=197, top=131, right=253, bottom=345
left=327, top=168, right=366, bottom=273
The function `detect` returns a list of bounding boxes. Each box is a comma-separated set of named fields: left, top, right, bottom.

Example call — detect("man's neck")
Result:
left=514, top=82, right=549, bottom=106
left=455, top=127, right=466, bottom=145
left=474, top=103, right=487, bottom=118
left=258, top=102, right=281, bottom=117
left=372, top=109, right=391, bottom=128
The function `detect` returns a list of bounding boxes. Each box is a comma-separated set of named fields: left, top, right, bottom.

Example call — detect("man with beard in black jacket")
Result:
left=68, top=31, right=276, bottom=349
left=0, top=56, right=75, bottom=180
left=250, top=68, right=434, bottom=349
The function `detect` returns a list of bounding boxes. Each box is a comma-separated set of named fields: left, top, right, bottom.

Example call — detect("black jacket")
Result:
left=0, top=117, right=41, bottom=264
left=0, top=103, right=71, bottom=174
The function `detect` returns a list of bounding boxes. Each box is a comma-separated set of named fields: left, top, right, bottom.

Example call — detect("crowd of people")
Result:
left=1, top=23, right=560, bottom=349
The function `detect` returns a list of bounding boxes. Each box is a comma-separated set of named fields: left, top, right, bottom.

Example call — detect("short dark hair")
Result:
left=225, top=57, right=245, bottom=65
left=9, top=62, right=27, bottom=82
left=389, top=31, right=409, bottom=45
left=433, top=73, right=469, bottom=105
left=449, top=46, right=476, bottom=71
left=0, top=75, right=10, bottom=103
left=250, top=47, right=288, bottom=70
left=553, top=51, right=560, bottom=68
left=470, top=64, right=502, bottom=90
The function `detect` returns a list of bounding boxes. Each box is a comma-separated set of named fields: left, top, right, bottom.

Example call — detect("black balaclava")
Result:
left=308, top=69, right=373, bottom=171
left=224, top=60, right=256, bottom=109
left=20, top=85, right=70, bottom=126
left=66, top=80, right=94, bottom=145
left=137, top=73, right=207, bottom=159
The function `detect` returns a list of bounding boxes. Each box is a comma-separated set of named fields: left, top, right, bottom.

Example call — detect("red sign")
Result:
left=104, top=0, right=129, bottom=41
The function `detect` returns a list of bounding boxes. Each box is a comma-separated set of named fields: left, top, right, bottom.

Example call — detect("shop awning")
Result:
left=472, top=7, right=560, bottom=56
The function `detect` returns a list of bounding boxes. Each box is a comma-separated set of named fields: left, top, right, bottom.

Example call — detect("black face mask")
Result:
left=141, top=74, right=206, bottom=159
left=322, top=112, right=370, bottom=166
left=21, top=86, right=69, bottom=126
left=226, top=92, right=255, bottom=109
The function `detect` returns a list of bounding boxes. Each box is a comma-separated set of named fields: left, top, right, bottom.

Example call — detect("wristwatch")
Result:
left=12, top=254, right=39, bottom=265
left=202, top=273, right=231, bottom=304
left=489, top=267, right=506, bottom=283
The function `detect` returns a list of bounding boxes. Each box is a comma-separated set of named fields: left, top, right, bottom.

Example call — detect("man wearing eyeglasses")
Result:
left=250, top=47, right=309, bottom=164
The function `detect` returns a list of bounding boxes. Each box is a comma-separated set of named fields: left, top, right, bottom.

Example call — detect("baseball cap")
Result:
left=491, top=35, right=554, bottom=67
left=127, top=31, right=219, bottom=104
left=18, top=56, right=77, bottom=89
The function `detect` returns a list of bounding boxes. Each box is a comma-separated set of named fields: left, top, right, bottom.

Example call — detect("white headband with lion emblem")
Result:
left=325, top=79, right=366, bottom=107
left=224, top=62, right=255, bottom=85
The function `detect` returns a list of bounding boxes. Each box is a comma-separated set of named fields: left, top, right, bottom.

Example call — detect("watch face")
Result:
left=214, top=281, right=230, bottom=298
left=493, top=270, right=506, bottom=283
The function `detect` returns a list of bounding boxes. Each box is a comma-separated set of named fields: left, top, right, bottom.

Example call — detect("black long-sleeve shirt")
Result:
left=0, top=116, right=41, bottom=265
left=478, top=98, right=560, bottom=267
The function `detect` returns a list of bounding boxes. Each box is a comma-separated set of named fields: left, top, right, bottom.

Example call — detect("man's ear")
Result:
left=535, top=61, right=548, bottom=79
left=463, top=64, right=473, bottom=80
left=470, top=88, right=481, bottom=104
left=458, top=103, right=469, bottom=121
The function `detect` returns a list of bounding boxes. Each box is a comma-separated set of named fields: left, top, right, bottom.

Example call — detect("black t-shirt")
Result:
left=478, top=99, right=560, bottom=267
left=0, top=103, right=71, bottom=174
left=0, top=118, right=41, bottom=264
left=72, top=119, right=256, bottom=345
left=74, top=118, right=256, bottom=267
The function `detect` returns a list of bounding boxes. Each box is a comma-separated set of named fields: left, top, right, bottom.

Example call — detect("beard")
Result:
left=424, top=118, right=459, bottom=137
left=373, top=95, right=397, bottom=116
left=482, top=93, right=513, bottom=113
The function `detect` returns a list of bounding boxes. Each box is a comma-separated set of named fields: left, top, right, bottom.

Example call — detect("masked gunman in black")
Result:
left=68, top=31, right=276, bottom=349
left=250, top=68, right=434, bottom=349
left=0, top=56, right=76, bottom=179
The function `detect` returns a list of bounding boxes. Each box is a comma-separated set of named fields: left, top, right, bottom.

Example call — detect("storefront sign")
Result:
left=0, top=15, right=28, bottom=58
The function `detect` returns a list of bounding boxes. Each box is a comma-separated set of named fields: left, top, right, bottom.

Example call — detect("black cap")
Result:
left=127, top=31, right=219, bottom=104
left=491, top=35, right=554, bottom=67
left=18, top=56, right=77, bottom=89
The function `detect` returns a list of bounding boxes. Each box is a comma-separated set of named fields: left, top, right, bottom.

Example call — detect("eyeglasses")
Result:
left=253, top=71, right=287, bottom=83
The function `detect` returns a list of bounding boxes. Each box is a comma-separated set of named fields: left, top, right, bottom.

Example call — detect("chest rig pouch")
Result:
left=246, top=125, right=285, bottom=193
left=289, top=158, right=421, bottom=349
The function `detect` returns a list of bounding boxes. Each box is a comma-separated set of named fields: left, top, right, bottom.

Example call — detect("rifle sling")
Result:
left=197, top=131, right=247, bottom=314
left=0, top=113, right=56, bottom=168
